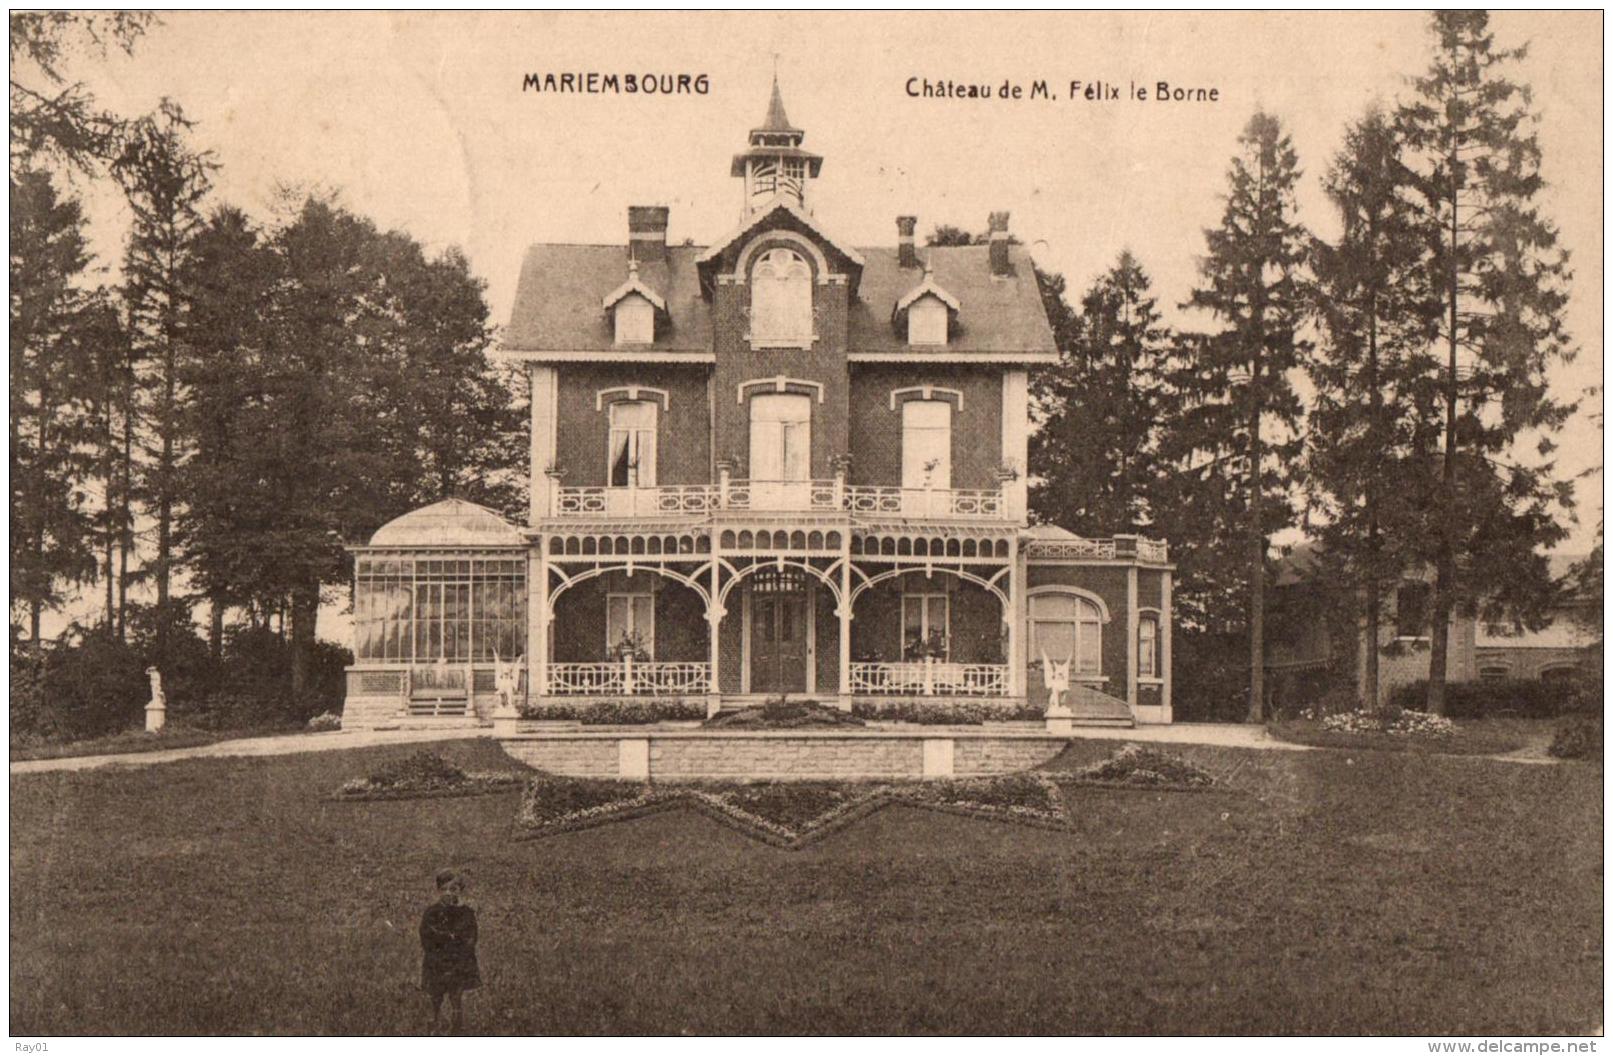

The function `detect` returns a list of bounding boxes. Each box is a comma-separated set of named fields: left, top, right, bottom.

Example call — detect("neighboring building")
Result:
left=340, top=81, right=1174, bottom=728
left=1267, top=544, right=1592, bottom=711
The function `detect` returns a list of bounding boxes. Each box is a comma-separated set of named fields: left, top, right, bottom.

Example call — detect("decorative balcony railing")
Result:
left=546, top=660, right=711, bottom=696
left=849, top=660, right=1010, bottom=697
left=550, top=480, right=1007, bottom=521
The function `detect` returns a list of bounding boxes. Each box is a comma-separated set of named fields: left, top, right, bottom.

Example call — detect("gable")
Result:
left=695, top=197, right=865, bottom=294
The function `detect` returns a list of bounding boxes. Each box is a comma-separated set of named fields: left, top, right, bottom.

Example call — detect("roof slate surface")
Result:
left=503, top=241, right=1055, bottom=356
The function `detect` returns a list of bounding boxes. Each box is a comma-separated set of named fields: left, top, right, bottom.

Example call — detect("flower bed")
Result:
left=1549, top=713, right=1602, bottom=760
left=1050, top=744, right=1216, bottom=790
left=333, top=749, right=525, bottom=800
left=1267, top=715, right=1533, bottom=755
left=520, top=698, right=707, bottom=725
left=702, top=697, right=865, bottom=730
left=514, top=772, right=1070, bottom=848
left=1320, top=708, right=1456, bottom=737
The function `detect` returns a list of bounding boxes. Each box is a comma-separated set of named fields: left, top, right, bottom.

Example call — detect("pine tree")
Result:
left=9, top=168, right=102, bottom=643
left=8, top=12, right=153, bottom=173
left=1307, top=109, right=1444, bottom=710
left=1397, top=11, right=1576, bottom=713
left=1031, top=251, right=1173, bottom=536
left=1162, top=112, right=1312, bottom=722
left=112, top=98, right=216, bottom=664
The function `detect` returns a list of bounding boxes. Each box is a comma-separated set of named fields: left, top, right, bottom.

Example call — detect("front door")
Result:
left=749, top=574, right=809, bottom=693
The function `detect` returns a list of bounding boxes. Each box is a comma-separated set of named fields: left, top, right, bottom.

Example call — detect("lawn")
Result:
left=10, top=736, right=1602, bottom=1035
left=1266, top=717, right=1548, bottom=756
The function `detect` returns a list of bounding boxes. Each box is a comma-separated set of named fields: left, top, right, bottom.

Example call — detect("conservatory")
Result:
left=344, top=499, right=528, bottom=723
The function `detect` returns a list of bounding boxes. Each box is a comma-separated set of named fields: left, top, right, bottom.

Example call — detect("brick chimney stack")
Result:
left=896, top=215, right=918, bottom=268
left=988, top=211, right=1012, bottom=276
left=628, top=205, right=670, bottom=263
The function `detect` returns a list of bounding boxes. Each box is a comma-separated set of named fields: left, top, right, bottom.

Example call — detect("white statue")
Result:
left=1040, top=649, right=1072, bottom=716
left=145, top=666, right=167, bottom=732
left=492, top=652, right=523, bottom=713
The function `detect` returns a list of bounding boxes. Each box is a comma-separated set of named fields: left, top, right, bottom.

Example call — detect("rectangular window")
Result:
left=1030, top=592, right=1104, bottom=676
left=901, top=592, right=950, bottom=659
left=1396, top=582, right=1430, bottom=639
left=608, top=401, right=657, bottom=488
left=606, top=592, right=655, bottom=658
left=901, top=400, right=952, bottom=490
left=1138, top=614, right=1159, bottom=678
left=749, top=393, right=811, bottom=482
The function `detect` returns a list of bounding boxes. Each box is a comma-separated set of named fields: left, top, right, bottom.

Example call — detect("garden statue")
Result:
left=492, top=653, right=523, bottom=715
left=145, top=666, right=167, bottom=732
left=1040, top=650, right=1073, bottom=735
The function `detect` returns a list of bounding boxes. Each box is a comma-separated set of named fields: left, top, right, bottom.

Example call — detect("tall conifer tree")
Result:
left=1397, top=11, right=1576, bottom=713
left=1307, top=109, right=1443, bottom=710
left=1162, top=112, right=1311, bottom=722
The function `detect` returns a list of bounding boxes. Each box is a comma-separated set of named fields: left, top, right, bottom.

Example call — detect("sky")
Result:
left=30, top=11, right=1605, bottom=633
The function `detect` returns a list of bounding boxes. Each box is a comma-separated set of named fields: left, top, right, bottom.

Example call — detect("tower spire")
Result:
left=759, top=70, right=797, bottom=133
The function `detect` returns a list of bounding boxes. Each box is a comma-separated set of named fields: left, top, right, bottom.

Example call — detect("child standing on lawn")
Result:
left=420, top=868, right=481, bottom=1034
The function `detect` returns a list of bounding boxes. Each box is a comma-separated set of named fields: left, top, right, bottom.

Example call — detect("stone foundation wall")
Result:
left=953, top=737, right=1067, bottom=775
left=499, top=732, right=1069, bottom=780
left=500, top=738, right=620, bottom=777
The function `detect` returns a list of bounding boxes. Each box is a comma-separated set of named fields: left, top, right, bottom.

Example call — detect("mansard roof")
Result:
left=500, top=238, right=1055, bottom=361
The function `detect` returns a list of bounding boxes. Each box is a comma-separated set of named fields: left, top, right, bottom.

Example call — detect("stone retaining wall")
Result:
left=498, top=731, right=1068, bottom=780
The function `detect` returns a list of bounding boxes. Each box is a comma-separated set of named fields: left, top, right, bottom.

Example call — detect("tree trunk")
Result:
left=116, top=373, right=134, bottom=643
left=1248, top=387, right=1265, bottom=723
left=209, top=594, right=225, bottom=659
left=1427, top=155, right=1461, bottom=717
left=289, top=587, right=319, bottom=699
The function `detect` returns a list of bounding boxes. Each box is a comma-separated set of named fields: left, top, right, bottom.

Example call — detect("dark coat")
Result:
left=420, top=901, right=481, bottom=992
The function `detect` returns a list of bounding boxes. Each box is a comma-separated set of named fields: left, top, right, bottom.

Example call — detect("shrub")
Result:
left=849, top=699, right=1043, bottom=724
left=306, top=711, right=342, bottom=732
left=1388, top=678, right=1581, bottom=719
left=368, top=750, right=467, bottom=790
left=1549, top=713, right=1602, bottom=760
left=521, top=698, right=706, bottom=724
left=703, top=697, right=864, bottom=729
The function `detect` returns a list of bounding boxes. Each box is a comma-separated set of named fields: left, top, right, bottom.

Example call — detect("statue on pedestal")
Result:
left=145, top=666, right=167, bottom=732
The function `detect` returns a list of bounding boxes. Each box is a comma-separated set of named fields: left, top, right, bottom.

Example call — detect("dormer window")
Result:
left=893, top=263, right=959, bottom=347
left=602, top=261, right=667, bottom=346
left=750, top=248, right=813, bottom=347
left=908, top=296, right=948, bottom=346
left=614, top=293, right=655, bottom=345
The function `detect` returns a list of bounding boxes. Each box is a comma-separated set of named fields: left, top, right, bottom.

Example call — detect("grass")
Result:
left=10, top=736, right=1602, bottom=1035
left=1265, top=716, right=1547, bottom=756
left=8, top=721, right=309, bottom=763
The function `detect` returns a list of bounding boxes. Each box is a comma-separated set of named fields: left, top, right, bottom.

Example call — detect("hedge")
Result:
left=1387, top=678, right=1587, bottom=719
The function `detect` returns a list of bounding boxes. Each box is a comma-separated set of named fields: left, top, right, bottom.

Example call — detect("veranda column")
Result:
left=528, top=542, right=550, bottom=708
left=837, top=554, right=853, bottom=712
left=1126, top=564, right=1140, bottom=709
left=1007, top=537, right=1025, bottom=698
left=706, top=543, right=723, bottom=717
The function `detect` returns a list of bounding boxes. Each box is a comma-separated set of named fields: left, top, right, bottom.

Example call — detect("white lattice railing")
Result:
left=1136, top=538, right=1168, bottom=562
left=550, top=481, right=1010, bottom=520
left=722, top=479, right=842, bottom=512
left=554, top=485, right=719, bottom=517
left=843, top=485, right=1005, bottom=520
left=545, top=661, right=711, bottom=696
left=849, top=660, right=1010, bottom=697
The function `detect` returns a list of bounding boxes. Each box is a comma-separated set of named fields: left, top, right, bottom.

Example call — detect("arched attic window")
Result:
left=750, top=248, right=813, bottom=347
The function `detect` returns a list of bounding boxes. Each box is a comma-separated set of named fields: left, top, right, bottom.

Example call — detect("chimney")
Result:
left=628, top=205, right=669, bottom=263
left=896, top=215, right=918, bottom=268
left=987, top=211, right=1012, bottom=276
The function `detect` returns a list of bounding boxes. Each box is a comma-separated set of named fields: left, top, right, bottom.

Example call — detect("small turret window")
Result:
left=750, top=248, right=812, bottom=347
